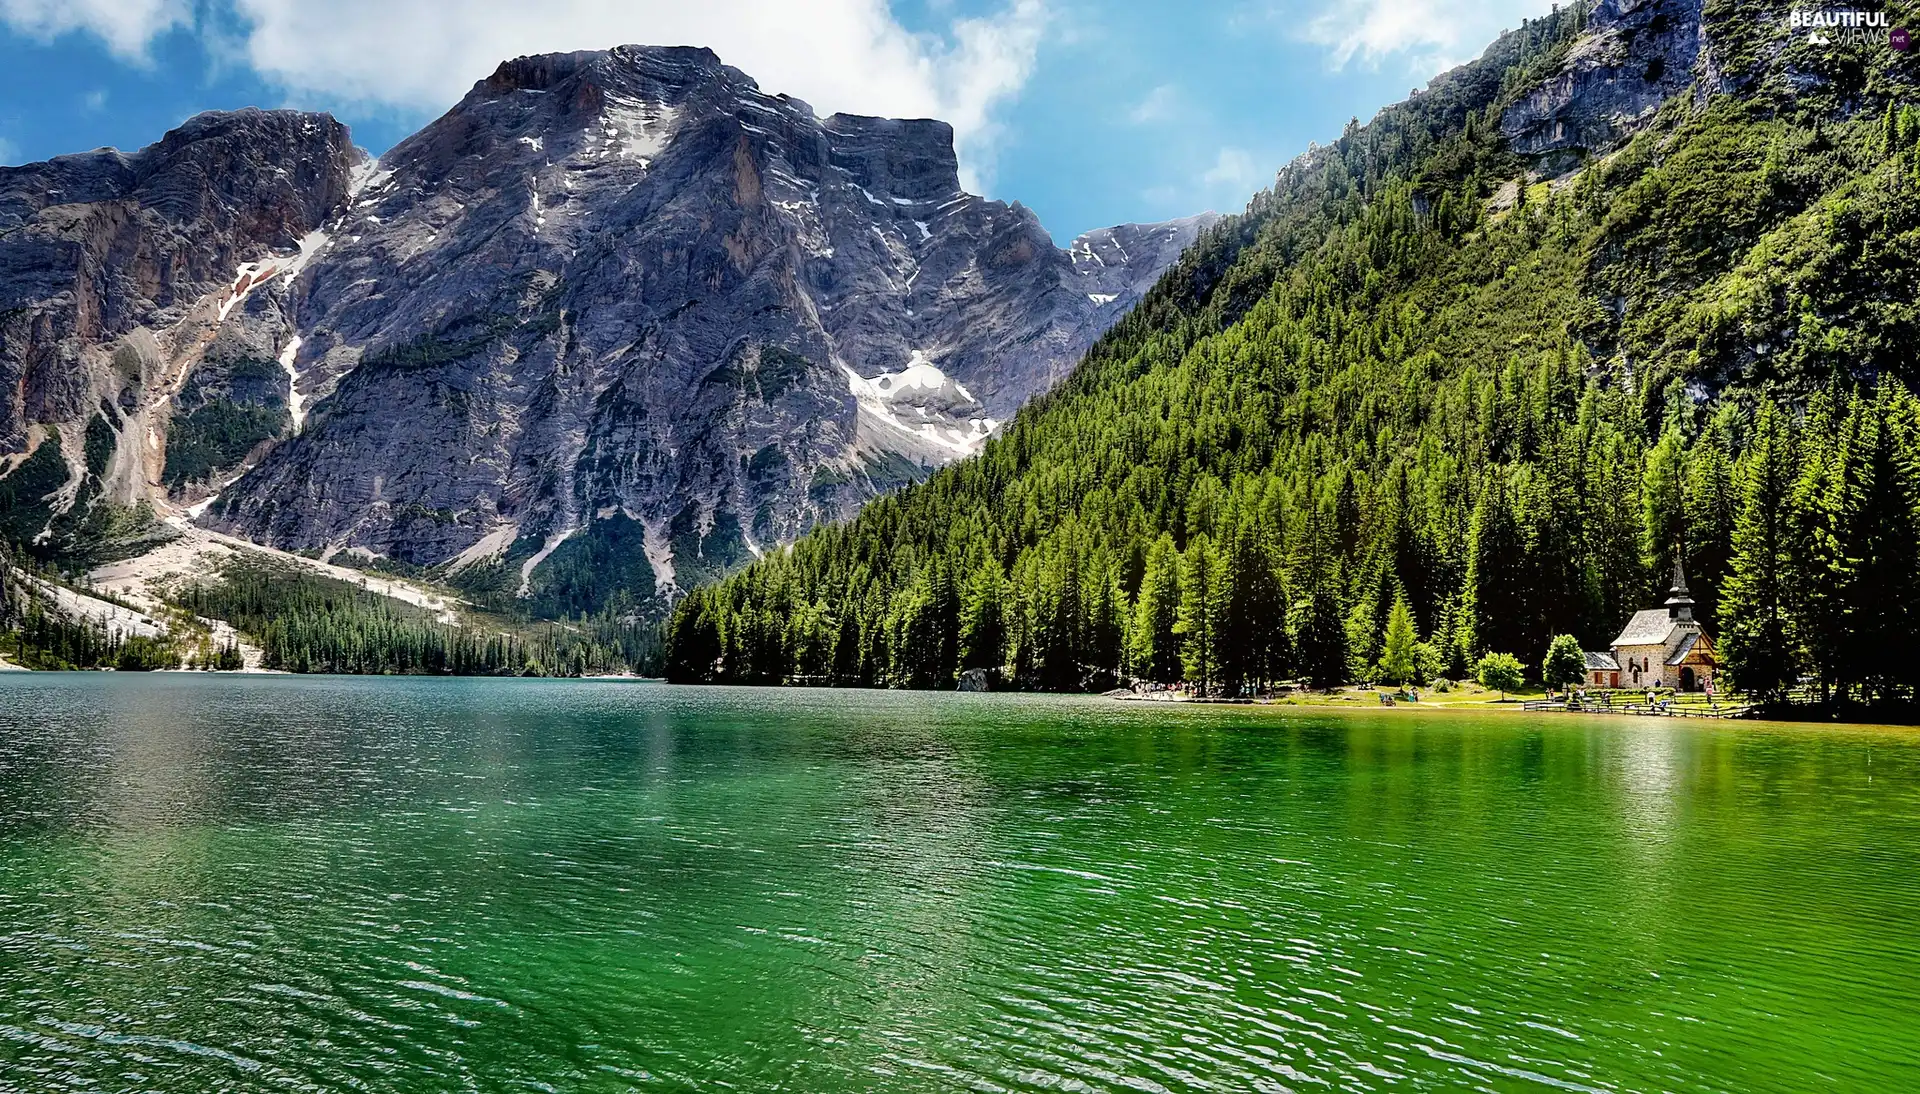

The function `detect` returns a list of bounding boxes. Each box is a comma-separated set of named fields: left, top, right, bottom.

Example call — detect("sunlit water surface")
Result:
left=2, top=674, right=1918, bottom=1091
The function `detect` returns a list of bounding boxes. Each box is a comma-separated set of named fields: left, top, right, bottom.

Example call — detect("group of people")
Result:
left=1561, top=680, right=1717, bottom=714
left=1560, top=681, right=1716, bottom=712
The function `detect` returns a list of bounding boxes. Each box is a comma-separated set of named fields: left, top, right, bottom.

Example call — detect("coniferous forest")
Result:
left=174, top=559, right=655, bottom=676
left=664, top=2, right=1920, bottom=708
left=0, top=543, right=195, bottom=670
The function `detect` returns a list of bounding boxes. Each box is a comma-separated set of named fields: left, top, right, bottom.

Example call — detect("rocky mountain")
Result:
left=0, top=45, right=1212, bottom=614
left=1499, top=0, right=1709, bottom=171
left=661, top=0, right=1920, bottom=691
left=0, top=109, right=356, bottom=552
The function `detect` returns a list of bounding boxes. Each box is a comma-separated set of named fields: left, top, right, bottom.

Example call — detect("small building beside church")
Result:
left=1583, top=559, right=1716, bottom=691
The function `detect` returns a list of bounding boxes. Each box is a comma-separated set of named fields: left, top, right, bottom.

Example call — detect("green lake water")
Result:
left=2, top=675, right=1917, bottom=1092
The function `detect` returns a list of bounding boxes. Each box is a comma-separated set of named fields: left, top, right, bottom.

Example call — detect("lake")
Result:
left=1, top=675, right=1917, bottom=1091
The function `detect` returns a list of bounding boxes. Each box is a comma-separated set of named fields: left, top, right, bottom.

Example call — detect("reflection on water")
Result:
left=2, top=675, right=1919, bottom=1092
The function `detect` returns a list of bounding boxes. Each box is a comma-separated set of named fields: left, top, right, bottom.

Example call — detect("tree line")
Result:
left=663, top=10, right=1920, bottom=704
left=0, top=543, right=197, bottom=670
left=665, top=381, right=1920, bottom=704
left=175, top=559, right=653, bottom=676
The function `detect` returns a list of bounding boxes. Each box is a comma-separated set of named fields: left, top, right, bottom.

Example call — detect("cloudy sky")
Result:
left=0, top=0, right=1555, bottom=239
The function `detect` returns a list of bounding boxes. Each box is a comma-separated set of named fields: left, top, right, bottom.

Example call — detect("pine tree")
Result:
left=1085, top=547, right=1127, bottom=681
left=1642, top=427, right=1688, bottom=599
left=1294, top=588, right=1350, bottom=690
left=1827, top=390, right=1920, bottom=701
left=1466, top=470, right=1529, bottom=659
left=1220, top=517, right=1290, bottom=691
left=1685, top=418, right=1738, bottom=629
left=1719, top=400, right=1801, bottom=700
left=959, top=558, right=1006, bottom=673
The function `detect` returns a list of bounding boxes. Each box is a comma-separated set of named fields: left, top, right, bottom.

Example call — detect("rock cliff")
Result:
left=0, top=47, right=1212, bottom=606
left=1500, top=0, right=1709, bottom=169
left=0, top=110, right=355, bottom=550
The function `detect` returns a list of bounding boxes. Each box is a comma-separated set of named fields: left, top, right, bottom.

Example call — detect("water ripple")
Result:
left=1, top=676, right=1918, bottom=1091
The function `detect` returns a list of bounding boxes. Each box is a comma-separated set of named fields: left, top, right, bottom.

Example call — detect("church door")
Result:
left=1680, top=666, right=1696, bottom=692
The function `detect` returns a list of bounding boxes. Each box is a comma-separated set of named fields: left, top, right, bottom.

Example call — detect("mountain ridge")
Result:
left=0, top=46, right=1212, bottom=623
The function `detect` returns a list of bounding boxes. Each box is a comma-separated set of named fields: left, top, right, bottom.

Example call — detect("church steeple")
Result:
left=1665, top=553, right=1695, bottom=622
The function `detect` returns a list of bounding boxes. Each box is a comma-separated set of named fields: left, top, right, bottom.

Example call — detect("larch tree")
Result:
left=1176, top=533, right=1224, bottom=693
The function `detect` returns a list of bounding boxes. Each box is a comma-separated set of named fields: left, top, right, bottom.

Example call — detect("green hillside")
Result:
left=665, top=0, right=1920, bottom=705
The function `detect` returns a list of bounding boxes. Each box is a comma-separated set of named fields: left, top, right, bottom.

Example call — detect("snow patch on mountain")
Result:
left=602, top=94, right=677, bottom=162
left=845, top=352, right=997, bottom=458
left=350, top=158, right=393, bottom=198
left=217, top=261, right=275, bottom=321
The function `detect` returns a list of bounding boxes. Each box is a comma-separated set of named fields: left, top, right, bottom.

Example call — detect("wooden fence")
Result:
left=1523, top=691, right=1756, bottom=719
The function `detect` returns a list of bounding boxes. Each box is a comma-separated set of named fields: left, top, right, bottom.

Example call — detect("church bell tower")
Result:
left=1665, top=555, right=1696, bottom=623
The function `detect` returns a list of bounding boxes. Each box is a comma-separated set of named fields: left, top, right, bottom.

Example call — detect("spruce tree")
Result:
left=1377, top=593, right=1419, bottom=687
left=1220, top=518, right=1290, bottom=691
left=1828, top=390, right=1920, bottom=701
left=1294, top=589, right=1350, bottom=690
left=1792, top=395, right=1852, bottom=698
left=1642, top=427, right=1688, bottom=599
left=1719, top=400, right=1800, bottom=700
left=1466, top=470, right=1529, bottom=659
left=1685, top=419, right=1738, bottom=629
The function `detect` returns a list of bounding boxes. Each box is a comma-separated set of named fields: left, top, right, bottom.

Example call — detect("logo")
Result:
left=1789, top=8, right=1904, bottom=47
left=1790, top=8, right=1889, bottom=27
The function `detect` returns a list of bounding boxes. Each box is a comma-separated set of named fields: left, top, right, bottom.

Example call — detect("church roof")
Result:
left=1664, top=632, right=1700, bottom=666
left=1613, top=609, right=1680, bottom=647
left=1584, top=651, right=1621, bottom=671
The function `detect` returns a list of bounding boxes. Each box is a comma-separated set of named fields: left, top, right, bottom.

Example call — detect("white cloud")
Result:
left=83, top=88, right=109, bottom=110
left=227, top=0, right=1046, bottom=192
left=0, top=0, right=189, bottom=59
left=0, top=135, right=17, bottom=165
left=1201, top=146, right=1263, bottom=193
left=1142, top=143, right=1267, bottom=214
left=1127, top=83, right=1180, bottom=125
left=0, top=0, right=1046, bottom=191
left=1291, top=0, right=1556, bottom=75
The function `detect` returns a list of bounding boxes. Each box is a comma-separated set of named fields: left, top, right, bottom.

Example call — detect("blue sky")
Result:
left=0, top=0, right=1552, bottom=240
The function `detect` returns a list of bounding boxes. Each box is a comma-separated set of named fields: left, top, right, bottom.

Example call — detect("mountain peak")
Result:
left=387, top=44, right=971, bottom=213
left=481, top=45, right=731, bottom=97
left=822, top=114, right=961, bottom=202
left=0, top=46, right=1210, bottom=614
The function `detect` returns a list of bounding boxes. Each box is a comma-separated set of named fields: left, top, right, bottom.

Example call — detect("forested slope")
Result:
left=665, top=0, right=1920, bottom=703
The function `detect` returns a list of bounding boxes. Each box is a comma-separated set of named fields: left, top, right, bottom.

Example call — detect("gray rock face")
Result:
left=188, top=46, right=1213, bottom=606
left=0, top=108, right=355, bottom=469
left=0, top=47, right=1208, bottom=603
left=1500, top=0, right=1707, bottom=166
